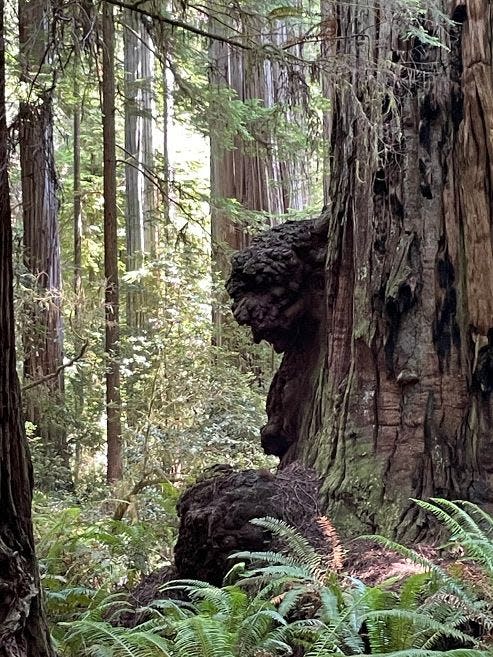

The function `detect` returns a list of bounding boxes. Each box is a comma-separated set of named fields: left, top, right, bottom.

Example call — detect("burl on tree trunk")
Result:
left=227, top=1, right=493, bottom=541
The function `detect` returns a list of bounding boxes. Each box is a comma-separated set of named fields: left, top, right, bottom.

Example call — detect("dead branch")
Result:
left=112, top=472, right=174, bottom=521
left=22, top=341, right=89, bottom=392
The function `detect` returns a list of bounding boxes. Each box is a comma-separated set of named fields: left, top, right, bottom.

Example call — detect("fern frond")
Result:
left=60, top=619, right=172, bottom=656
left=359, top=535, right=473, bottom=604
left=236, top=608, right=286, bottom=655
left=429, top=499, right=489, bottom=541
left=249, top=517, right=324, bottom=573
left=456, top=501, right=493, bottom=534
left=232, top=549, right=312, bottom=570
left=365, top=608, right=479, bottom=648
left=239, top=564, right=321, bottom=584
left=173, top=616, right=234, bottom=657
left=413, top=499, right=476, bottom=541
left=276, top=588, right=305, bottom=616
left=414, top=499, right=493, bottom=575
left=161, top=580, right=239, bottom=617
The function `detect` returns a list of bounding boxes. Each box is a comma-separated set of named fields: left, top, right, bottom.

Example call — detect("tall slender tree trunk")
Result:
left=102, top=1, right=123, bottom=483
left=228, top=0, right=493, bottom=540
left=320, top=0, right=336, bottom=204
left=0, top=2, right=54, bottom=651
left=160, top=33, right=170, bottom=228
left=18, top=0, right=68, bottom=480
left=124, top=9, right=156, bottom=330
left=140, top=21, right=156, bottom=256
left=72, top=61, right=84, bottom=488
left=124, top=8, right=144, bottom=330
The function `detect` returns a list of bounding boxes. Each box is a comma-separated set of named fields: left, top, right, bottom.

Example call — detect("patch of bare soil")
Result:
left=344, top=539, right=440, bottom=585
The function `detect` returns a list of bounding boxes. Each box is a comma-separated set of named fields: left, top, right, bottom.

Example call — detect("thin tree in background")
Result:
left=72, top=25, right=84, bottom=486
left=123, top=9, right=156, bottom=330
left=18, top=0, right=68, bottom=481
left=140, top=17, right=156, bottom=256
left=0, top=0, right=54, bottom=650
left=102, top=0, right=123, bottom=483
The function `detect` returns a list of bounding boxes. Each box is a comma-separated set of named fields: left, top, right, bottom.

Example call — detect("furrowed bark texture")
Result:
left=19, top=0, right=67, bottom=474
left=210, top=4, right=311, bottom=279
left=0, top=1, right=54, bottom=651
left=228, top=1, right=493, bottom=539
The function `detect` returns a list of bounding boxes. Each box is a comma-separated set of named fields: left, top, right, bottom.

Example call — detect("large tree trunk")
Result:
left=102, top=1, right=123, bottom=483
left=18, top=0, right=67, bottom=479
left=0, top=2, right=54, bottom=651
left=228, top=0, right=493, bottom=540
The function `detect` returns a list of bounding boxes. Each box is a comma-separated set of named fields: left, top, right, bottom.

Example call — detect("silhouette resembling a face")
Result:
left=226, top=218, right=327, bottom=353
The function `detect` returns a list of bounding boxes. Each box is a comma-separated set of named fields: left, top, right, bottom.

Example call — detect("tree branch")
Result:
left=112, top=471, right=175, bottom=521
left=22, top=341, right=89, bottom=392
left=103, top=0, right=252, bottom=50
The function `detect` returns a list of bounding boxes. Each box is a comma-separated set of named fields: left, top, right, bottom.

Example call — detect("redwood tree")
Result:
left=210, top=4, right=311, bottom=279
left=228, top=0, right=493, bottom=540
left=0, top=0, right=54, bottom=651
left=102, top=1, right=123, bottom=483
left=124, top=8, right=156, bottom=330
left=18, top=0, right=67, bottom=476
left=209, top=4, right=313, bottom=356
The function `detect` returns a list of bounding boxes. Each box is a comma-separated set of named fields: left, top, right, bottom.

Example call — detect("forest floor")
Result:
left=124, top=540, right=441, bottom=616
left=345, top=540, right=439, bottom=585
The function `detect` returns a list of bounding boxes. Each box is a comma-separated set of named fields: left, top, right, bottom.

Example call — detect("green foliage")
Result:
left=33, top=491, right=177, bottom=617
left=412, top=499, right=493, bottom=578
left=231, top=510, right=493, bottom=656
left=44, top=500, right=493, bottom=657
left=233, top=516, right=331, bottom=589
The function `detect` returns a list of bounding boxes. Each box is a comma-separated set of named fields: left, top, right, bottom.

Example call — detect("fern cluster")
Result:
left=52, top=499, right=493, bottom=657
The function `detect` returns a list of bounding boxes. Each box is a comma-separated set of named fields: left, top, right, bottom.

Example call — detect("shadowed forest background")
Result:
left=3, top=0, right=493, bottom=655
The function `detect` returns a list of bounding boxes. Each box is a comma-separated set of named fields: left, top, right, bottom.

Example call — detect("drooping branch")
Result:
left=103, top=0, right=252, bottom=50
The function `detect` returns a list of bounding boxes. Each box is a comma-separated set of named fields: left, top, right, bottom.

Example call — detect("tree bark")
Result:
left=0, top=1, right=54, bottom=651
left=72, top=67, right=84, bottom=488
left=18, top=0, right=67, bottom=480
left=228, top=0, right=493, bottom=541
left=140, top=20, right=156, bottom=256
left=124, top=8, right=144, bottom=329
left=210, top=4, right=312, bottom=353
left=124, top=9, right=156, bottom=330
left=102, top=1, right=123, bottom=483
